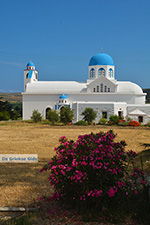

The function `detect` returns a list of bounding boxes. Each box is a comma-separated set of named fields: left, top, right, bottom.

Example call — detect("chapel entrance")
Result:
left=46, top=108, right=51, bottom=119
left=138, top=116, right=143, bottom=123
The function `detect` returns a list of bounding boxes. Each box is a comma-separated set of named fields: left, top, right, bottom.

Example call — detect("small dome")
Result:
left=59, top=94, right=68, bottom=99
left=26, top=61, right=35, bottom=67
left=89, top=53, right=114, bottom=66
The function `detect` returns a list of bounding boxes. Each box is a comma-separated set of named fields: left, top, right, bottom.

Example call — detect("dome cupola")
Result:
left=89, top=53, right=114, bottom=66
left=26, top=61, right=35, bottom=70
left=88, top=53, right=115, bottom=81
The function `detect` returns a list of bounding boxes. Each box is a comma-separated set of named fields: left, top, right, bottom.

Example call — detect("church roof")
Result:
left=116, top=82, right=143, bottom=95
left=89, top=53, right=114, bottom=66
left=27, top=61, right=35, bottom=67
left=25, top=80, right=144, bottom=95
left=25, top=81, right=87, bottom=94
left=59, top=94, right=68, bottom=99
left=129, top=109, right=146, bottom=115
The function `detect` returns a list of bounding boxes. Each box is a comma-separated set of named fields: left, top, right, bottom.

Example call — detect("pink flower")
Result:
left=48, top=192, right=62, bottom=201
left=81, top=161, right=88, bottom=166
left=87, top=189, right=103, bottom=197
left=116, top=181, right=126, bottom=188
left=72, top=159, right=78, bottom=167
left=107, top=187, right=118, bottom=197
left=59, top=136, right=67, bottom=143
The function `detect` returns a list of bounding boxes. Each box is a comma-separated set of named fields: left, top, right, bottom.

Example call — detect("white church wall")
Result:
left=114, top=103, right=127, bottom=118
left=69, top=93, right=144, bottom=105
left=23, top=93, right=146, bottom=120
left=23, top=94, right=59, bottom=119
left=73, top=102, right=115, bottom=122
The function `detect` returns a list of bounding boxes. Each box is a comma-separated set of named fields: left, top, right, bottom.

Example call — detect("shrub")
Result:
left=31, top=110, right=42, bottom=122
left=47, top=110, right=59, bottom=125
left=0, top=111, right=10, bottom=121
left=74, top=120, right=88, bottom=126
left=118, top=120, right=129, bottom=126
left=129, top=120, right=140, bottom=127
left=109, top=115, right=120, bottom=125
left=41, top=130, right=147, bottom=212
left=98, top=118, right=108, bottom=125
left=81, top=108, right=97, bottom=124
left=60, top=107, right=74, bottom=124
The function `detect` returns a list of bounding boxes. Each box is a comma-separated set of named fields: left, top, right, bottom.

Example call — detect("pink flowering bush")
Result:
left=41, top=130, right=147, bottom=210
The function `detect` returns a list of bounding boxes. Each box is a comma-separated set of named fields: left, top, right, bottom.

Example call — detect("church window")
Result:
left=108, top=88, right=110, bottom=92
left=104, top=86, right=107, bottom=92
left=97, top=86, right=99, bottom=92
left=100, top=83, right=103, bottom=92
left=90, top=68, right=95, bottom=78
left=93, top=88, right=95, bottom=92
left=109, top=68, right=113, bottom=78
left=98, top=68, right=105, bottom=77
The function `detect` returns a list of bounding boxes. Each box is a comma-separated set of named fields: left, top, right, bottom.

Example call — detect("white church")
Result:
left=22, top=53, right=150, bottom=124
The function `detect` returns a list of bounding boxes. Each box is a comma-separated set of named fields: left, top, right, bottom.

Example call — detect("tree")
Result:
left=0, top=100, right=22, bottom=120
left=109, top=115, right=120, bottom=125
left=0, top=111, right=10, bottom=121
left=60, top=107, right=74, bottom=124
left=0, top=100, right=12, bottom=112
left=81, top=107, right=97, bottom=124
left=47, top=110, right=59, bottom=125
left=31, top=110, right=42, bottom=122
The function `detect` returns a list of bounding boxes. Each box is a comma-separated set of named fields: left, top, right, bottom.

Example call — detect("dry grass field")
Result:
left=0, top=121, right=150, bottom=207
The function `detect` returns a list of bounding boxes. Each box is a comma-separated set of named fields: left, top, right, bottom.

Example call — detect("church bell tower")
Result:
left=24, top=61, right=38, bottom=90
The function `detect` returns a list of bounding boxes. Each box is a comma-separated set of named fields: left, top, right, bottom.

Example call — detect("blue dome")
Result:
left=59, top=94, right=68, bottom=99
left=26, top=61, right=35, bottom=67
left=89, top=53, right=114, bottom=66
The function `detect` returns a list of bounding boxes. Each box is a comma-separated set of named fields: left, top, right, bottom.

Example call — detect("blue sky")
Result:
left=0, top=0, right=150, bottom=92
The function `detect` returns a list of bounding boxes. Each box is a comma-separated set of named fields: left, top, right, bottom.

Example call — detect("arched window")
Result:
left=100, top=83, right=103, bottom=92
left=104, top=85, right=107, bottom=92
left=98, top=68, right=105, bottom=77
left=109, top=68, right=113, bottom=78
left=97, top=86, right=99, bottom=92
left=46, top=107, right=51, bottom=119
left=90, top=68, right=95, bottom=78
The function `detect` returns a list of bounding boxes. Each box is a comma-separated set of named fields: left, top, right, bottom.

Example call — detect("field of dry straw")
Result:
left=0, top=121, right=150, bottom=207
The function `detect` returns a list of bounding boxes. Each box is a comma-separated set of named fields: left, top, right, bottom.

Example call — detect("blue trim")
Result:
left=28, top=70, right=33, bottom=79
